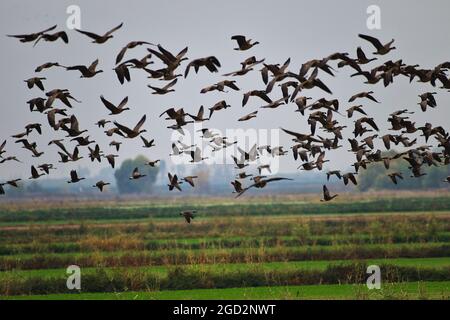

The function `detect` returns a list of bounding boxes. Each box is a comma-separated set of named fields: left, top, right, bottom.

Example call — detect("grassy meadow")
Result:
left=0, top=191, right=449, bottom=300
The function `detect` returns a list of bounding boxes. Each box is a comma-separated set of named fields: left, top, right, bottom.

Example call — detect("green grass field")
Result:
left=4, top=281, right=449, bottom=300
left=0, top=194, right=449, bottom=299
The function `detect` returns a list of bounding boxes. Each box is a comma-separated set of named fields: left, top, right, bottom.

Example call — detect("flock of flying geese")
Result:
left=2, top=23, right=450, bottom=222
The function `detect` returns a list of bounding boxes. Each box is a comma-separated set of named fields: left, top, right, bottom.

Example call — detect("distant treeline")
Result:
left=357, top=153, right=450, bottom=191
left=1, top=154, right=449, bottom=198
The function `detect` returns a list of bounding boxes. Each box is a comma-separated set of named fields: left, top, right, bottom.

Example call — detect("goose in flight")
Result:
left=7, top=25, right=56, bottom=43
left=146, top=160, right=160, bottom=167
left=321, top=185, right=338, bottom=201
left=348, top=91, right=379, bottom=103
left=129, top=167, right=146, bottom=180
left=109, top=141, right=122, bottom=152
left=24, top=77, right=46, bottom=91
left=238, top=110, right=258, bottom=122
left=60, top=115, right=87, bottom=137
left=358, top=34, right=396, bottom=55
left=184, top=56, right=221, bottom=78
left=93, top=181, right=110, bottom=192
left=37, top=164, right=55, bottom=175
left=71, top=136, right=94, bottom=147
left=75, top=23, right=123, bottom=43
left=242, top=90, right=272, bottom=107
left=185, top=147, right=207, bottom=163
left=88, top=144, right=103, bottom=163
left=182, top=176, right=198, bottom=187
left=35, top=62, right=63, bottom=73
left=200, top=80, right=239, bottom=94
left=0, top=140, right=6, bottom=158
left=141, top=136, right=155, bottom=148
left=388, top=172, right=403, bottom=185
left=0, top=156, right=21, bottom=164
left=100, top=95, right=130, bottom=115
left=6, top=179, right=22, bottom=188
left=113, top=115, right=147, bottom=138
left=116, top=41, right=154, bottom=65
left=29, top=165, right=45, bottom=179
left=28, top=166, right=45, bottom=179
left=231, top=35, right=259, bottom=51
left=208, top=100, right=230, bottom=119
left=342, top=172, right=358, bottom=186
left=147, top=79, right=177, bottom=94
left=168, top=173, right=183, bottom=191
left=187, top=106, right=209, bottom=122
left=180, top=210, right=196, bottom=223
left=147, top=45, right=188, bottom=72
left=34, top=31, right=68, bottom=46
left=103, top=154, right=118, bottom=169
left=236, top=177, right=293, bottom=198
left=66, top=59, right=103, bottom=78
left=231, top=180, right=245, bottom=194
left=67, top=170, right=85, bottom=183
left=113, top=63, right=131, bottom=84
left=95, top=119, right=111, bottom=128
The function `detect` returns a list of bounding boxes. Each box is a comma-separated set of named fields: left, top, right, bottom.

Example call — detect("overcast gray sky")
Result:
left=1, top=0, right=449, bottom=181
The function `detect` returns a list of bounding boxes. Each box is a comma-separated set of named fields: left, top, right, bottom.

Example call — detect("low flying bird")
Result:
left=67, top=170, right=85, bottom=184
left=103, top=154, right=119, bottom=169
left=327, top=170, right=342, bottom=181
left=342, top=172, right=358, bottom=186
left=168, top=173, right=183, bottom=191
left=235, top=177, right=293, bottom=198
left=388, top=172, right=404, bottom=185
left=93, top=180, right=110, bottom=192
left=29, top=165, right=45, bottom=179
left=321, top=185, right=338, bottom=201
left=6, top=179, right=22, bottom=188
left=129, top=167, right=146, bottom=180
left=146, top=160, right=160, bottom=167
left=182, top=176, right=198, bottom=187
left=180, top=210, right=196, bottom=223
left=231, top=180, right=245, bottom=194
